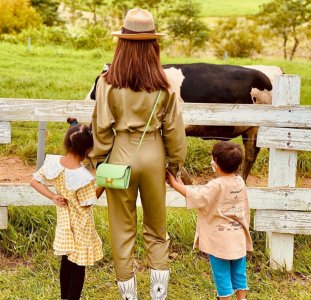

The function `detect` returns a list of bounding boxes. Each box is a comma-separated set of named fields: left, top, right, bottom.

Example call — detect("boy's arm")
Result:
left=167, top=171, right=218, bottom=208
left=166, top=171, right=186, bottom=197
left=30, top=178, right=67, bottom=207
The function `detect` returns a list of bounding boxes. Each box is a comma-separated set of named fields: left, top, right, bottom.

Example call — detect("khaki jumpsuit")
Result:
left=90, top=77, right=187, bottom=281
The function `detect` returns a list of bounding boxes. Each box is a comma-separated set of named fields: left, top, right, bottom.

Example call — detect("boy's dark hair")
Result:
left=212, top=141, right=243, bottom=174
left=64, top=118, right=93, bottom=158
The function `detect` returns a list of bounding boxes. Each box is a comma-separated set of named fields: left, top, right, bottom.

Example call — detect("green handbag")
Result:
left=96, top=91, right=162, bottom=189
left=96, top=163, right=131, bottom=189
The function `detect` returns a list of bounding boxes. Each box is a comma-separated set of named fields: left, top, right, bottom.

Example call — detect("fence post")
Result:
left=266, top=74, right=300, bottom=271
left=0, top=122, right=11, bottom=144
left=0, top=207, right=8, bottom=229
left=36, top=122, right=46, bottom=171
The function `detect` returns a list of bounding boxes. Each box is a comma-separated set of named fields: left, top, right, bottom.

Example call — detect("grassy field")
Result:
left=0, top=42, right=311, bottom=299
left=1, top=207, right=311, bottom=300
left=200, top=0, right=271, bottom=17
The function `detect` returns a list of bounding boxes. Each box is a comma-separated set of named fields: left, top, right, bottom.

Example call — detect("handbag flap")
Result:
left=96, top=163, right=130, bottom=179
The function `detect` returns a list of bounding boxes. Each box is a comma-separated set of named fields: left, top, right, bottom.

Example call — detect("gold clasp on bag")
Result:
left=105, top=178, right=114, bottom=185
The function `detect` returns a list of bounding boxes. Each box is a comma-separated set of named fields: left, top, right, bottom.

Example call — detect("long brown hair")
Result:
left=104, top=39, right=170, bottom=92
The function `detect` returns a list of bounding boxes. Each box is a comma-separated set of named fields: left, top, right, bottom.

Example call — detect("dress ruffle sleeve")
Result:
left=64, top=167, right=95, bottom=191
left=32, top=154, right=63, bottom=184
left=77, top=182, right=97, bottom=206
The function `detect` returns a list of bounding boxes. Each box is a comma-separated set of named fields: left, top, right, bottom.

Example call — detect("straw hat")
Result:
left=112, top=8, right=165, bottom=40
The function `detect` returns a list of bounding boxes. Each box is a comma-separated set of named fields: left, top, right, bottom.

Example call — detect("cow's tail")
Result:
left=253, top=71, right=272, bottom=91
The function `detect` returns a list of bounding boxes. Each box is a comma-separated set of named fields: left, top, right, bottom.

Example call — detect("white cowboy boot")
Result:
left=117, top=276, right=138, bottom=300
left=150, top=269, right=170, bottom=300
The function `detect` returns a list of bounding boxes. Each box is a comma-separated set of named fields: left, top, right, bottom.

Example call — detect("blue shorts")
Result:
left=209, top=255, right=248, bottom=297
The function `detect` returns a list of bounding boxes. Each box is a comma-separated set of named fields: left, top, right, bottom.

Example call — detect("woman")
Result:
left=89, top=8, right=187, bottom=300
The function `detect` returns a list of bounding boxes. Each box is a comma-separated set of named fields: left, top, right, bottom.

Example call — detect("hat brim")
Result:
left=111, top=31, right=165, bottom=40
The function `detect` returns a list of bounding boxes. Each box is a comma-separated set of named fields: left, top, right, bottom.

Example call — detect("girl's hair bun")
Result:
left=67, top=117, right=78, bottom=127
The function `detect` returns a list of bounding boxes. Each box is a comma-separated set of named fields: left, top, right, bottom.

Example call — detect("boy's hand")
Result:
left=166, top=170, right=177, bottom=187
left=166, top=170, right=187, bottom=197
left=52, top=195, right=67, bottom=207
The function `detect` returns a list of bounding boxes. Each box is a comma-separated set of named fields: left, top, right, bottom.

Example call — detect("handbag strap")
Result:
left=135, top=90, right=162, bottom=155
left=104, top=90, right=162, bottom=164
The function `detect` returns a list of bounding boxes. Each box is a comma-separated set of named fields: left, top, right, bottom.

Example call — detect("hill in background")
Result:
left=200, top=0, right=271, bottom=17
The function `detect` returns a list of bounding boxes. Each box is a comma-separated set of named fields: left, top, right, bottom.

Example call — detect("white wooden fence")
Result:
left=0, top=75, right=310, bottom=271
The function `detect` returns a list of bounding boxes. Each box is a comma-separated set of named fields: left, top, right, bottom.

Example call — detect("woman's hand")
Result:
left=52, top=195, right=67, bottom=207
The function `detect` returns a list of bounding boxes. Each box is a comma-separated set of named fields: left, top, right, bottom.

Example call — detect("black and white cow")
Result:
left=87, top=63, right=273, bottom=183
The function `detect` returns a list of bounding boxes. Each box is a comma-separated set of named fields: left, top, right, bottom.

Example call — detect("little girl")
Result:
left=30, top=118, right=104, bottom=300
left=166, top=141, right=253, bottom=300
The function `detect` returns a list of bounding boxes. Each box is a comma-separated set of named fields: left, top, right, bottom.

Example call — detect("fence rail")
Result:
left=1, top=98, right=311, bottom=127
left=1, top=184, right=311, bottom=210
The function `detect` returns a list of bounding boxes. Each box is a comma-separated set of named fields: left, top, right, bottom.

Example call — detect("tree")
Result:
left=30, top=0, right=60, bottom=26
left=0, top=0, right=42, bottom=34
left=132, top=0, right=171, bottom=23
left=209, top=17, right=263, bottom=58
left=166, top=0, right=209, bottom=56
left=85, top=0, right=105, bottom=24
left=256, top=0, right=311, bottom=60
left=110, top=0, right=134, bottom=20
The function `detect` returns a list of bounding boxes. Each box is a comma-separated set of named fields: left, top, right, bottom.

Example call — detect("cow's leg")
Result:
left=241, top=127, right=260, bottom=182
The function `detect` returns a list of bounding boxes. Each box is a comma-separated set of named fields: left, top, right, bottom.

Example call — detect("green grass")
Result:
left=200, top=0, right=271, bottom=17
left=0, top=207, right=310, bottom=299
left=0, top=43, right=113, bottom=100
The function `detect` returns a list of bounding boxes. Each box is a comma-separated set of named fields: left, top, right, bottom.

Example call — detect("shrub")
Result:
left=1, top=26, right=71, bottom=46
left=209, top=17, right=263, bottom=58
left=71, top=24, right=114, bottom=51
left=1, top=24, right=114, bottom=50
left=0, top=0, right=42, bottom=35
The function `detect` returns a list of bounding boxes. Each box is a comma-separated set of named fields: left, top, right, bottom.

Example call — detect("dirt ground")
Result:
left=0, top=156, right=36, bottom=183
left=0, top=155, right=310, bottom=187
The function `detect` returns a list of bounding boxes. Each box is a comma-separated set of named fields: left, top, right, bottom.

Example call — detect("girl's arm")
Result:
left=166, top=171, right=186, bottom=197
left=30, top=178, right=67, bottom=207
left=96, top=186, right=105, bottom=198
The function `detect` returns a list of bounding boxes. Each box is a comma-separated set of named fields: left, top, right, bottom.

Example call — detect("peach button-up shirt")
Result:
left=186, top=175, right=253, bottom=260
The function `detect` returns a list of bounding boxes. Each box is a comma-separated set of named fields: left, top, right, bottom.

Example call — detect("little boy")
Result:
left=166, top=141, right=253, bottom=300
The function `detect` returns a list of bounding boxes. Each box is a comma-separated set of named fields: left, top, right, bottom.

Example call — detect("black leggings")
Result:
left=60, top=255, right=86, bottom=300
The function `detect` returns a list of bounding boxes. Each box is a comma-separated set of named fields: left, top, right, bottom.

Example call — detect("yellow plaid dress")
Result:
left=33, top=155, right=103, bottom=266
